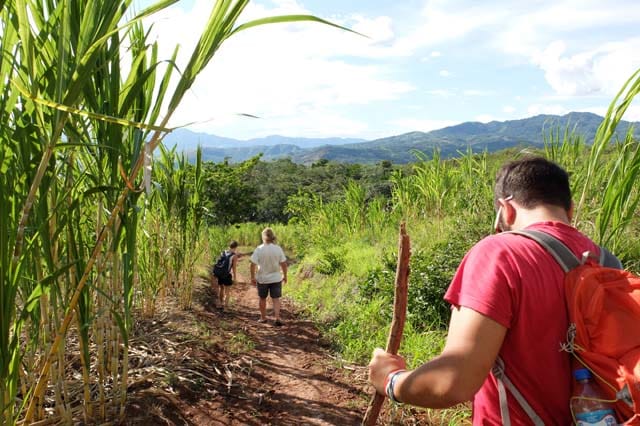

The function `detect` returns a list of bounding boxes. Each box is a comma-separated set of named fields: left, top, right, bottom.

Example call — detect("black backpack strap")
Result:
left=507, top=230, right=581, bottom=272
left=599, top=246, right=623, bottom=269
left=508, top=230, right=623, bottom=271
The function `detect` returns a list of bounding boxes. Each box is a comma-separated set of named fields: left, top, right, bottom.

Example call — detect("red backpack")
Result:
left=513, top=230, right=640, bottom=424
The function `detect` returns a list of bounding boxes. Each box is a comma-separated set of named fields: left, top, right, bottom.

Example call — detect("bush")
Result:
left=315, top=250, right=345, bottom=275
left=357, top=235, right=473, bottom=330
left=407, top=241, right=468, bottom=329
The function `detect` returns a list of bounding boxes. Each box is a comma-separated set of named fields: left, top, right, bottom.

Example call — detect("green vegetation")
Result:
left=276, top=71, right=640, bottom=420
left=0, top=1, right=349, bottom=424
left=2, top=0, right=640, bottom=424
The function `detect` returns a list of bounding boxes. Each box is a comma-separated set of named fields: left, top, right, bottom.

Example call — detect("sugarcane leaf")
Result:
left=12, top=80, right=174, bottom=132
left=229, top=14, right=365, bottom=38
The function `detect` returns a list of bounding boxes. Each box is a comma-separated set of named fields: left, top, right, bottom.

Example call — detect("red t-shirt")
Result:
left=444, top=221, right=601, bottom=425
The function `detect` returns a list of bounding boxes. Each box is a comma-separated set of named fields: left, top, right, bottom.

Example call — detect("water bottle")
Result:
left=571, top=368, right=619, bottom=425
left=617, top=384, right=633, bottom=407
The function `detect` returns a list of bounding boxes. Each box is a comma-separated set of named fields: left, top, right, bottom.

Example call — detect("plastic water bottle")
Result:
left=571, top=368, right=619, bottom=425
left=617, top=384, right=633, bottom=407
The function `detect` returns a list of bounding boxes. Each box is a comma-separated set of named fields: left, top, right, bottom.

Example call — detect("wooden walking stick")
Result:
left=362, top=222, right=411, bottom=426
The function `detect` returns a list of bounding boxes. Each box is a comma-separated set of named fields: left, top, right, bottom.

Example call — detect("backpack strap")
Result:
left=492, top=230, right=578, bottom=425
left=509, top=230, right=622, bottom=271
left=600, top=246, right=623, bottom=269
left=492, top=356, right=545, bottom=426
left=507, top=230, right=581, bottom=272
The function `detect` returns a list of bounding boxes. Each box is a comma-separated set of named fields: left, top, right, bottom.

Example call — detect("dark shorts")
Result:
left=217, top=275, right=233, bottom=286
left=257, top=281, right=282, bottom=299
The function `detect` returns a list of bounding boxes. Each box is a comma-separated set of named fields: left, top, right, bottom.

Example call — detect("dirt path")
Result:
left=125, top=254, right=370, bottom=425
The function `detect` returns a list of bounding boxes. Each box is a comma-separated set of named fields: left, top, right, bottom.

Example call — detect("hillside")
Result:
left=293, top=112, right=638, bottom=164
left=167, top=112, right=639, bottom=164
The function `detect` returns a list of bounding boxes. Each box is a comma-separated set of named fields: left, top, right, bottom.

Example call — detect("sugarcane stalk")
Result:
left=362, top=222, right=411, bottom=426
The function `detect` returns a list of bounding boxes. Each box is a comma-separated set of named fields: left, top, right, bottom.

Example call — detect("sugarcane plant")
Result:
left=0, top=1, right=353, bottom=424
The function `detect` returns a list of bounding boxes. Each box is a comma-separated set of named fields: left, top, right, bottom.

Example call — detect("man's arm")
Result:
left=250, top=262, right=257, bottom=285
left=368, top=306, right=507, bottom=408
left=280, top=261, right=288, bottom=284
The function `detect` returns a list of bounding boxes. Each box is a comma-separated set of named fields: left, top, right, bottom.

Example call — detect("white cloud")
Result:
left=623, top=105, right=640, bottom=121
left=493, top=1, right=640, bottom=55
left=420, top=50, right=442, bottom=62
left=394, top=0, right=508, bottom=53
left=531, top=39, right=640, bottom=96
left=404, top=1, right=640, bottom=98
left=475, top=114, right=495, bottom=123
left=137, top=0, right=640, bottom=139
left=527, top=104, right=570, bottom=116
left=463, top=89, right=494, bottom=97
left=351, top=15, right=395, bottom=42
left=143, top=0, right=414, bottom=137
left=241, top=108, right=371, bottom=138
left=485, top=1, right=640, bottom=97
left=426, top=89, right=453, bottom=97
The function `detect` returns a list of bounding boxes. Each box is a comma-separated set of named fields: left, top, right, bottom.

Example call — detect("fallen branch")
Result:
left=362, top=222, right=411, bottom=426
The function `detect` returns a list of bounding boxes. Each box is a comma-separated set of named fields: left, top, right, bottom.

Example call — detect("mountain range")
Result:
left=162, top=112, right=639, bottom=165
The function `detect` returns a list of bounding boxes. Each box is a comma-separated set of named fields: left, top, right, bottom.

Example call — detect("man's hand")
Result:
left=250, top=278, right=257, bottom=286
left=368, top=348, right=407, bottom=395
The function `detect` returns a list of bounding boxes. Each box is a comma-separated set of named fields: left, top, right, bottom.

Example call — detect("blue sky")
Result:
left=140, top=0, right=640, bottom=140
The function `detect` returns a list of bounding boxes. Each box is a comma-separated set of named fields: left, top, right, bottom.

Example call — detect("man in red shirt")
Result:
left=368, top=157, right=615, bottom=424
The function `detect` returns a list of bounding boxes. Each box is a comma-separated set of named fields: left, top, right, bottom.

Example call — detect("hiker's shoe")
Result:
left=274, top=320, right=283, bottom=327
left=258, top=318, right=268, bottom=323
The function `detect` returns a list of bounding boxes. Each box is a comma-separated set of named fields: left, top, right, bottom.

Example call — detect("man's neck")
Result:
left=513, top=205, right=571, bottom=230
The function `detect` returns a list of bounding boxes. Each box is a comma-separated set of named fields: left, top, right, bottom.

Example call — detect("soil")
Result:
left=123, top=254, right=396, bottom=425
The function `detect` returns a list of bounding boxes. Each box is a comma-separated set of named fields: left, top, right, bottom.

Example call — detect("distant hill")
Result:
left=290, top=112, right=638, bottom=164
left=163, top=128, right=365, bottom=151
left=163, top=112, right=639, bottom=164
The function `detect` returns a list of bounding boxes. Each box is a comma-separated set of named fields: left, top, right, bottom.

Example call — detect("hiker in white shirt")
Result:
left=250, top=227, right=288, bottom=326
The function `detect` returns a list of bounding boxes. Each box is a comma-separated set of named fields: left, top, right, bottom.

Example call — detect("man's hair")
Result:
left=494, top=156, right=571, bottom=211
left=229, top=240, right=238, bottom=249
left=262, top=227, right=276, bottom=243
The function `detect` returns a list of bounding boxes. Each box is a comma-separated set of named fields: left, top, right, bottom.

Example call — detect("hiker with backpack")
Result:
left=367, top=156, right=640, bottom=424
left=250, top=227, right=288, bottom=326
left=212, top=240, right=239, bottom=311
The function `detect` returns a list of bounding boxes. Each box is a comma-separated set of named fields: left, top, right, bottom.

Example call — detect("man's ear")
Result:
left=502, top=199, right=517, bottom=227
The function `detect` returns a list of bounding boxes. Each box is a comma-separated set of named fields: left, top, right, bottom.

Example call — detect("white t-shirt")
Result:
left=250, top=243, right=286, bottom=284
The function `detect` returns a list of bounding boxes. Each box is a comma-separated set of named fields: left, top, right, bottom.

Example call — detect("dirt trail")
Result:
left=125, top=254, right=370, bottom=425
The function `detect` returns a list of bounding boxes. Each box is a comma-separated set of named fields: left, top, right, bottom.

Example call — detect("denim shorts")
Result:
left=257, top=281, right=282, bottom=299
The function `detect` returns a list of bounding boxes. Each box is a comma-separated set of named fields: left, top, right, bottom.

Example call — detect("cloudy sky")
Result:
left=138, top=0, right=640, bottom=140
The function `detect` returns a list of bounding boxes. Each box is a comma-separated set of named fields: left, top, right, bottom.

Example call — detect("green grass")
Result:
left=227, top=332, right=255, bottom=355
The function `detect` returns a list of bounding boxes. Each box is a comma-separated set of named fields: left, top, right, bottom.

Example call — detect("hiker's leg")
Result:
left=271, top=282, right=282, bottom=320
left=259, top=297, right=267, bottom=320
left=224, top=285, right=231, bottom=306
left=272, top=297, right=281, bottom=320
left=218, top=285, right=225, bottom=305
left=257, top=284, right=269, bottom=319
left=211, top=276, right=217, bottom=303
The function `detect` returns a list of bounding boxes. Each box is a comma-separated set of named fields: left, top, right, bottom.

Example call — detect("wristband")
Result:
left=384, top=369, right=405, bottom=404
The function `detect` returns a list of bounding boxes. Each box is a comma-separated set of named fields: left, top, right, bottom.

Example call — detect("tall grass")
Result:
left=1, top=1, right=350, bottom=423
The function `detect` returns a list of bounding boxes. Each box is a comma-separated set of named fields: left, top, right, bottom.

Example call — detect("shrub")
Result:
left=315, top=250, right=345, bottom=275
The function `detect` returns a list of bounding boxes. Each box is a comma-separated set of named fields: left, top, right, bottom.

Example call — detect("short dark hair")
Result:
left=494, top=157, right=571, bottom=211
left=229, top=240, right=238, bottom=249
